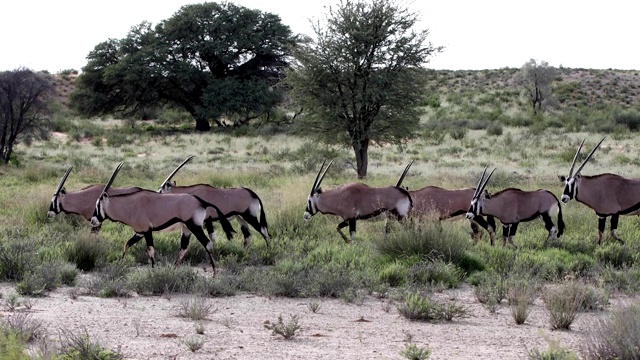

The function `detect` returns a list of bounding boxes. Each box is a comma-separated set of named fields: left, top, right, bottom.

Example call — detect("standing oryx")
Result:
left=90, top=162, right=236, bottom=274
left=559, top=137, right=637, bottom=244
left=466, top=167, right=565, bottom=246
left=157, top=156, right=270, bottom=248
left=396, top=161, right=497, bottom=245
left=304, top=160, right=413, bottom=243
left=47, top=165, right=143, bottom=230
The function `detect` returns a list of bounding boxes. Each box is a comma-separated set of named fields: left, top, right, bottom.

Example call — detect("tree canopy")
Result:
left=70, top=2, right=298, bottom=131
left=0, top=68, right=53, bottom=164
left=286, top=0, right=442, bottom=178
left=516, top=59, right=558, bottom=115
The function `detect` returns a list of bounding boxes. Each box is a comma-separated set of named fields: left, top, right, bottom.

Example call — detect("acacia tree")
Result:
left=287, top=0, right=442, bottom=178
left=0, top=68, right=54, bottom=164
left=70, top=2, right=298, bottom=131
left=516, top=59, right=558, bottom=115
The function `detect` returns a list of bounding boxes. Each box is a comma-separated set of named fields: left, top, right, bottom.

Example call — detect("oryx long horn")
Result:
left=160, top=155, right=195, bottom=187
left=568, top=138, right=586, bottom=177
left=473, top=166, right=489, bottom=199
left=478, top=168, right=497, bottom=195
left=315, top=160, right=334, bottom=192
left=101, top=162, right=125, bottom=195
left=310, top=159, right=328, bottom=195
left=574, top=137, right=606, bottom=176
left=395, top=160, right=415, bottom=187
left=54, top=165, right=73, bottom=195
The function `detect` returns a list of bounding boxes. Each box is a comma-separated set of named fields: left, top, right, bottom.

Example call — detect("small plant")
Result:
left=397, top=291, right=469, bottom=322
left=507, top=277, right=540, bottom=325
left=308, top=301, right=321, bottom=314
left=5, top=293, right=20, bottom=311
left=401, top=342, right=431, bottom=360
left=183, top=337, right=205, bottom=352
left=0, top=313, right=46, bottom=343
left=178, top=296, right=215, bottom=321
left=264, top=314, right=301, bottom=340
left=195, top=322, right=205, bottom=335
left=57, top=328, right=123, bottom=360
left=543, top=284, right=584, bottom=330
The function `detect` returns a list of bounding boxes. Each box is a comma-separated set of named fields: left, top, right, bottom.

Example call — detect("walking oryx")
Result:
left=303, top=160, right=413, bottom=243
left=559, top=137, right=637, bottom=244
left=47, top=165, right=143, bottom=230
left=157, top=156, right=270, bottom=248
left=90, top=162, right=236, bottom=274
left=466, top=167, right=565, bottom=246
left=395, top=161, right=497, bottom=245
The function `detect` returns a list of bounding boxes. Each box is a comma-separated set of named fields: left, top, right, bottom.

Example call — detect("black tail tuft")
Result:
left=194, top=195, right=236, bottom=240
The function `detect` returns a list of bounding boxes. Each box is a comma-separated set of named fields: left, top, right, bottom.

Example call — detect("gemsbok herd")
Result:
left=48, top=137, right=636, bottom=275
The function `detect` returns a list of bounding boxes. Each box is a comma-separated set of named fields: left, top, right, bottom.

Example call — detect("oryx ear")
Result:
left=558, top=175, right=566, bottom=182
left=484, top=190, right=491, bottom=199
left=575, top=174, right=581, bottom=179
left=60, top=188, right=66, bottom=195
left=316, top=187, right=323, bottom=195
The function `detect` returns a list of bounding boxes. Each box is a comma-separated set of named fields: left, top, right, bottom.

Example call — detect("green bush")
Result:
left=594, top=243, right=635, bottom=268
left=543, top=283, right=585, bottom=330
left=397, top=291, right=469, bottom=322
left=85, top=263, right=132, bottom=298
left=0, top=237, right=37, bottom=281
left=407, top=260, right=464, bottom=289
left=65, top=235, right=109, bottom=271
left=0, top=332, right=30, bottom=360
left=486, top=122, right=503, bottom=136
left=127, top=264, right=199, bottom=295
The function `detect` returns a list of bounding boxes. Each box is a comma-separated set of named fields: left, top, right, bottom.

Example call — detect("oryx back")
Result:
left=55, top=185, right=143, bottom=221
left=316, top=183, right=411, bottom=220
left=410, top=187, right=476, bottom=219
left=576, top=174, right=640, bottom=215
left=165, top=184, right=260, bottom=219
left=484, top=188, right=560, bottom=224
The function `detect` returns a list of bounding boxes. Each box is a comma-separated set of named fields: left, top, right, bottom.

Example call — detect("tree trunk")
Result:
left=195, top=117, right=211, bottom=132
left=353, top=140, right=369, bottom=179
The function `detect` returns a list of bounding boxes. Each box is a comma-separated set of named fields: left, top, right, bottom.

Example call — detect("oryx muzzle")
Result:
left=158, top=156, right=270, bottom=249
left=468, top=167, right=564, bottom=247
left=304, top=160, right=413, bottom=243
left=559, top=137, right=636, bottom=244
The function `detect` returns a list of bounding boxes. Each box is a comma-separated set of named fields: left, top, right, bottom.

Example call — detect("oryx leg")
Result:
left=186, top=222, right=216, bottom=275
left=336, top=219, right=354, bottom=244
left=239, top=212, right=271, bottom=248
left=501, top=224, right=510, bottom=246
left=486, top=216, right=497, bottom=246
left=204, top=218, right=217, bottom=244
left=541, top=212, right=558, bottom=244
left=236, top=216, right=253, bottom=248
left=470, top=215, right=492, bottom=245
left=610, top=214, right=625, bottom=244
left=174, top=228, right=192, bottom=266
left=507, top=223, right=519, bottom=248
left=597, top=216, right=607, bottom=245
left=122, top=233, right=144, bottom=261
left=469, top=220, right=482, bottom=244
left=143, top=232, right=156, bottom=268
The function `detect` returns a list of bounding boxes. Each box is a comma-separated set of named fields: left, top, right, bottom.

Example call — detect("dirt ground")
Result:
left=1, top=280, right=636, bottom=360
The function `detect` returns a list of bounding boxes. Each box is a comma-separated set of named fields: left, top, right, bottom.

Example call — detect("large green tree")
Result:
left=70, top=2, right=298, bottom=131
left=287, top=0, right=442, bottom=178
left=0, top=68, right=53, bottom=164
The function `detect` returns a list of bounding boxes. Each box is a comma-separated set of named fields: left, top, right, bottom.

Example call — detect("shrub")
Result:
left=0, top=237, right=37, bottom=281
left=182, top=337, right=205, bottom=352
left=65, top=235, right=109, bottom=271
left=543, top=284, right=585, bottom=330
left=0, top=313, right=46, bottom=343
left=401, top=342, right=431, bottom=360
left=582, top=303, right=640, bottom=359
left=57, top=328, right=123, bottom=360
left=127, top=264, right=199, bottom=295
left=486, top=122, right=503, bottom=136
left=507, top=277, right=540, bottom=325
left=397, top=291, right=469, bottom=322
left=0, top=332, right=30, bottom=360
left=177, top=296, right=215, bottom=321
left=264, top=314, right=301, bottom=340
left=407, top=260, right=464, bottom=289
left=85, top=263, right=131, bottom=298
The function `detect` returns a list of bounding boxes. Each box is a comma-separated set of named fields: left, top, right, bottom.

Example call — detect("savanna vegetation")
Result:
left=2, top=0, right=640, bottom=357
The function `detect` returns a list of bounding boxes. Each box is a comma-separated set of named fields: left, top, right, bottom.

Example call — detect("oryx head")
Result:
left=48, top=165, right=73, bottom=217
left=90, top=162, right=124, bottom=227
left=157, top=155, right=195, bottom=193
left=466, top=166, right=496, bottom=219
left=304, top=159, right=333, bottom=220
left=558, top=137, right=605, bottom=203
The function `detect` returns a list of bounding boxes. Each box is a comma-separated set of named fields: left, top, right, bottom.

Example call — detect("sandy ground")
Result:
left=1, top=280, right=636, bottom=360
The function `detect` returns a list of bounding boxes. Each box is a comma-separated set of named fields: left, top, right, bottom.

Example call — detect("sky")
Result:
left=1, top=0, right=638, bottom=73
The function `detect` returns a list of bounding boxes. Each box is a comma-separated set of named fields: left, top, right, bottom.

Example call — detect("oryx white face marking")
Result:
left=466, top=198, right=479, bottom=219
left=561, top=177, right=576, bottom=203
left=304, top=196, right=316, bottom=220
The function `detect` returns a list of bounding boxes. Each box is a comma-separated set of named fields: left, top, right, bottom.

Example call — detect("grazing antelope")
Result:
left=157, top=156, right=270, bottom=248
left=559, top=137, right=636, bottom=244
left=303, top=160, right=413, bottom=243
left=90, top=162, right=236, bottom=274
left=466, top=167, right=565, bottom=246
left=396, top=161, right=497, bottom=245
left=47, top=165, right=143, bottom=230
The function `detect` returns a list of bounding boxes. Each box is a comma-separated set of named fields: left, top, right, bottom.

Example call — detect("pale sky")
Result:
left=1, top=0, right=638, bottom=73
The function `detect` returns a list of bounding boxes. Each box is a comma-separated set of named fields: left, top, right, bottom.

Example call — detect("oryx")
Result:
left=466, top=167, right=565, bottom=247
left=559, top=137, right=637, bottom=244
left=157, top=156, right=270, bottom=249
left=90, top=162, right=236, bottom=274
left=396, top=161, right=497, bottom=245
left=47, top=165, right=144, bottom=230
left=304, top=160, right=413, bottom=243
